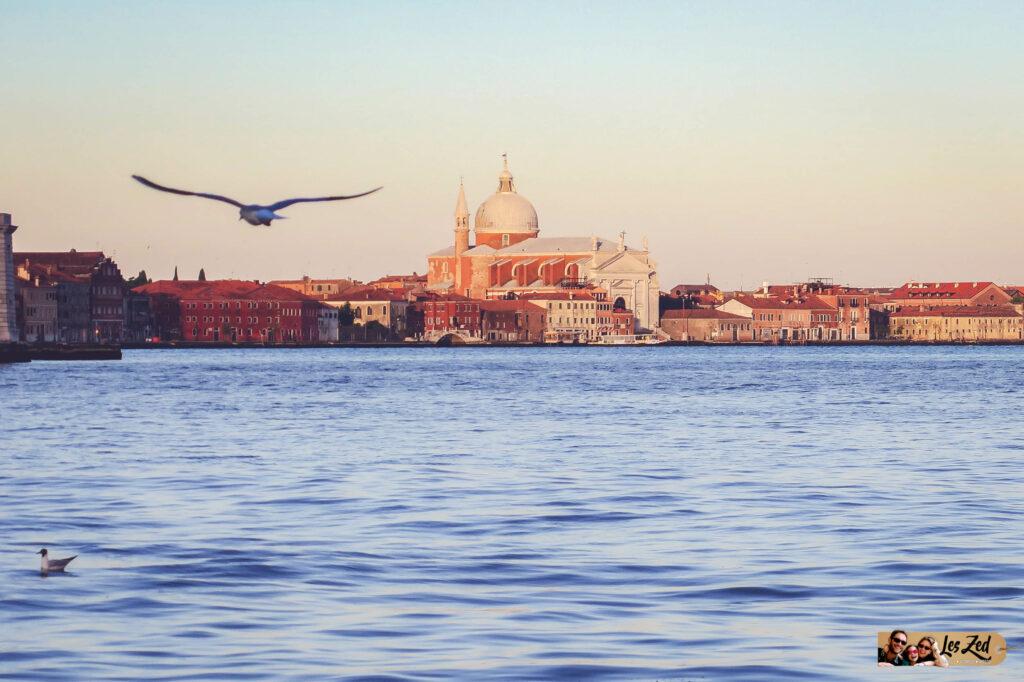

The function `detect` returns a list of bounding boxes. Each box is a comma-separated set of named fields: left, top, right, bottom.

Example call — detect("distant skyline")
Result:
left=3, top=1, right=1022, bottom=290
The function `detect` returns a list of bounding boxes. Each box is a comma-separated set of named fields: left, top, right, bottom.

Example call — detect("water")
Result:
left=2, top=346, right=1022, bottom=680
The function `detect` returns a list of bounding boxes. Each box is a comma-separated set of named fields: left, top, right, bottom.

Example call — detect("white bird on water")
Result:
left=132, top=175, right=382, bottom=226
left=37, top=548, right=77, bottom=573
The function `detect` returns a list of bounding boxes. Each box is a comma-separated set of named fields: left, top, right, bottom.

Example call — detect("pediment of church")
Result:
left=589, top=251, right=654, bottom=276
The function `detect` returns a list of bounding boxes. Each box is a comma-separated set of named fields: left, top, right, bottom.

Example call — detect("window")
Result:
left=502, top=234, right=510, bottom=246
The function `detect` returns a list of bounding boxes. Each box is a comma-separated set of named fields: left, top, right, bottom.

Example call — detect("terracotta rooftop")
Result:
left=478, top=300, right=546, bottom=312
left=662, top=309, right=749, bottom=320
left=134, top=280, right=317, bottom=302
left=324, top=288, right=407, bottom=302
left=723, top=293, right=837, bottom=310
left=519, top=291, right=597, bottom=301
left=890, top=281, right=998, bottom=299
left=15, top=251, right=107, bottom=276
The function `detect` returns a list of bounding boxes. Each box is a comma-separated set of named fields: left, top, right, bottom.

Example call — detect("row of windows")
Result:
left=427, top=317, right=477, bottom=326
left=184, top=315, right=286, bottom=324
left=185, top=301, right=283, bottom=310
left=426, top=303, right=474, bottom=313
left=755, top=313, right=835, bottom=322
left=898, top=318, right=1017, bottom=327
left=547, top=302, right=595, bottom=310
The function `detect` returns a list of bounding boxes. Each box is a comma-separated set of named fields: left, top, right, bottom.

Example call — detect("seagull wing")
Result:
left=132, top=175, right=245, bottom=208
left=50, top=555, right=77, bottom=569
left=267, top=186, right=382, bottom=211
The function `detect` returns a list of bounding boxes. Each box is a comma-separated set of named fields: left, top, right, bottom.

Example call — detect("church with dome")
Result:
left=426, top=156, right=661, bottom=331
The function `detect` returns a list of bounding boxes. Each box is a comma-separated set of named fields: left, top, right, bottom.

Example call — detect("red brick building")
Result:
left=420, top=295, right=483, bottom=342
left=134, top=280, right=325, bottom=343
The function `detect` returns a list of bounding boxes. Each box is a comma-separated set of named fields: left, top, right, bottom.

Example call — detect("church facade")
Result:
left=426, top=157, right=661, bottom=332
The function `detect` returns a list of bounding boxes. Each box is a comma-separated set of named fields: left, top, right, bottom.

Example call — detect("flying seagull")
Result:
left=37, top=548, right=77, bottom=573
left=132, top=174, right=382, bottom=226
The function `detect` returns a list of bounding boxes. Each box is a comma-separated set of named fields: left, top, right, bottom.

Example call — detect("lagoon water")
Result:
left=2, top=346, right=1023, bottom=680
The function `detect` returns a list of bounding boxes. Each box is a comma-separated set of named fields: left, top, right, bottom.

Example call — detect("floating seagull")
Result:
left=37, top=548, right=77, bottom=573
left=132, top=175, right=382, bottom=226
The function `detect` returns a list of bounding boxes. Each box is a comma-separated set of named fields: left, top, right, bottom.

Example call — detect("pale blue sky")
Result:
left=3, top=1, right=1022, bottom=288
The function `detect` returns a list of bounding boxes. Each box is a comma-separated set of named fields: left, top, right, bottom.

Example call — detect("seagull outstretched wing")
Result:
left=267, top=187, right=383, bottom=211
left=132, top=175, right=245, bottom=208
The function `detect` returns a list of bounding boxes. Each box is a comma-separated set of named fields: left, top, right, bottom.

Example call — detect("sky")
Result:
left=2, top=0, right=1022, bottom=290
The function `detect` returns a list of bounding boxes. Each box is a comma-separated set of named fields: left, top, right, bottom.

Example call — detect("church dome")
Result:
left=474, top=157, right=539, bottom=235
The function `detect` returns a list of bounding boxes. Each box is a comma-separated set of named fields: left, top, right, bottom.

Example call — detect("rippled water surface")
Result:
left=2, top=346, right=1023, bottom=680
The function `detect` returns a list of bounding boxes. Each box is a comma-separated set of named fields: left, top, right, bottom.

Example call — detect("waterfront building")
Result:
left=718, top=293, right=840, bottom=342
left=13, top=249, right=126, bottom=343
left=134, top=280, right=325, bottom=343
left=763, top=281, right=883, bottom=340
left=479, top=299, right=547, bottom=342
left=661, top=309, right=753, bottom=342
left=420, top=295, right=482, bottom=342
left=0, top=213, right=18, bottom=343
left=426, top=157, right=661, bottom=332
left=17, top=262, right=92, bottom=343
left=889, top=306, right=1023, bottom=342
left=321, top=287, right=409, bottom=340
left=518, top=291, right=602, bottom=343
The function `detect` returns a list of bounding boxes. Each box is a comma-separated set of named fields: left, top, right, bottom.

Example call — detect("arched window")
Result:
left=614, top=297, right=626, bottom=309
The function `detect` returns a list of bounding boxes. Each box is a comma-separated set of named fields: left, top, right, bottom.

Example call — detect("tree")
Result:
left=337, top=303, right=355, bottom=326
left=173, top=266, right=179, bottom=281
left=198, top=268, right=206, bottom=281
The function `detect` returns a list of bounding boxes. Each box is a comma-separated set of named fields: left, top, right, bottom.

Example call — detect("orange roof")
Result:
left=18, top=262, right=83, bottom=285
left=478, top=300, right=546, bottom=312
left=325, top=288, right=407, bottom=302
left=724, top=294, right=836, bottom=310
left=662, top=309, right=749, bottom=320
left=134, top=279, right=317, bottom=302
left=14, top=251, right=106, bottom=275
left=890, top=281, right=998, bottom=299
left=519, top=291, right=597, bottom=301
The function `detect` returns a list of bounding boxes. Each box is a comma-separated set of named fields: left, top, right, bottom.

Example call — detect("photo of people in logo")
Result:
left=877, top=631, right=1007, bottom=667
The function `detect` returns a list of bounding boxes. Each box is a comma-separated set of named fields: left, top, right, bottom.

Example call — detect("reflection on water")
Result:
left=2, top=346, right=1022, bottom=679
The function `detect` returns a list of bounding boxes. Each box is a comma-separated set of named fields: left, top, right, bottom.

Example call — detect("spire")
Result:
left=497, top=153, right=515, bottom=193
left=455, top=180, right=469, bottom=221
left=454, top=180, right=470, bottom=258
